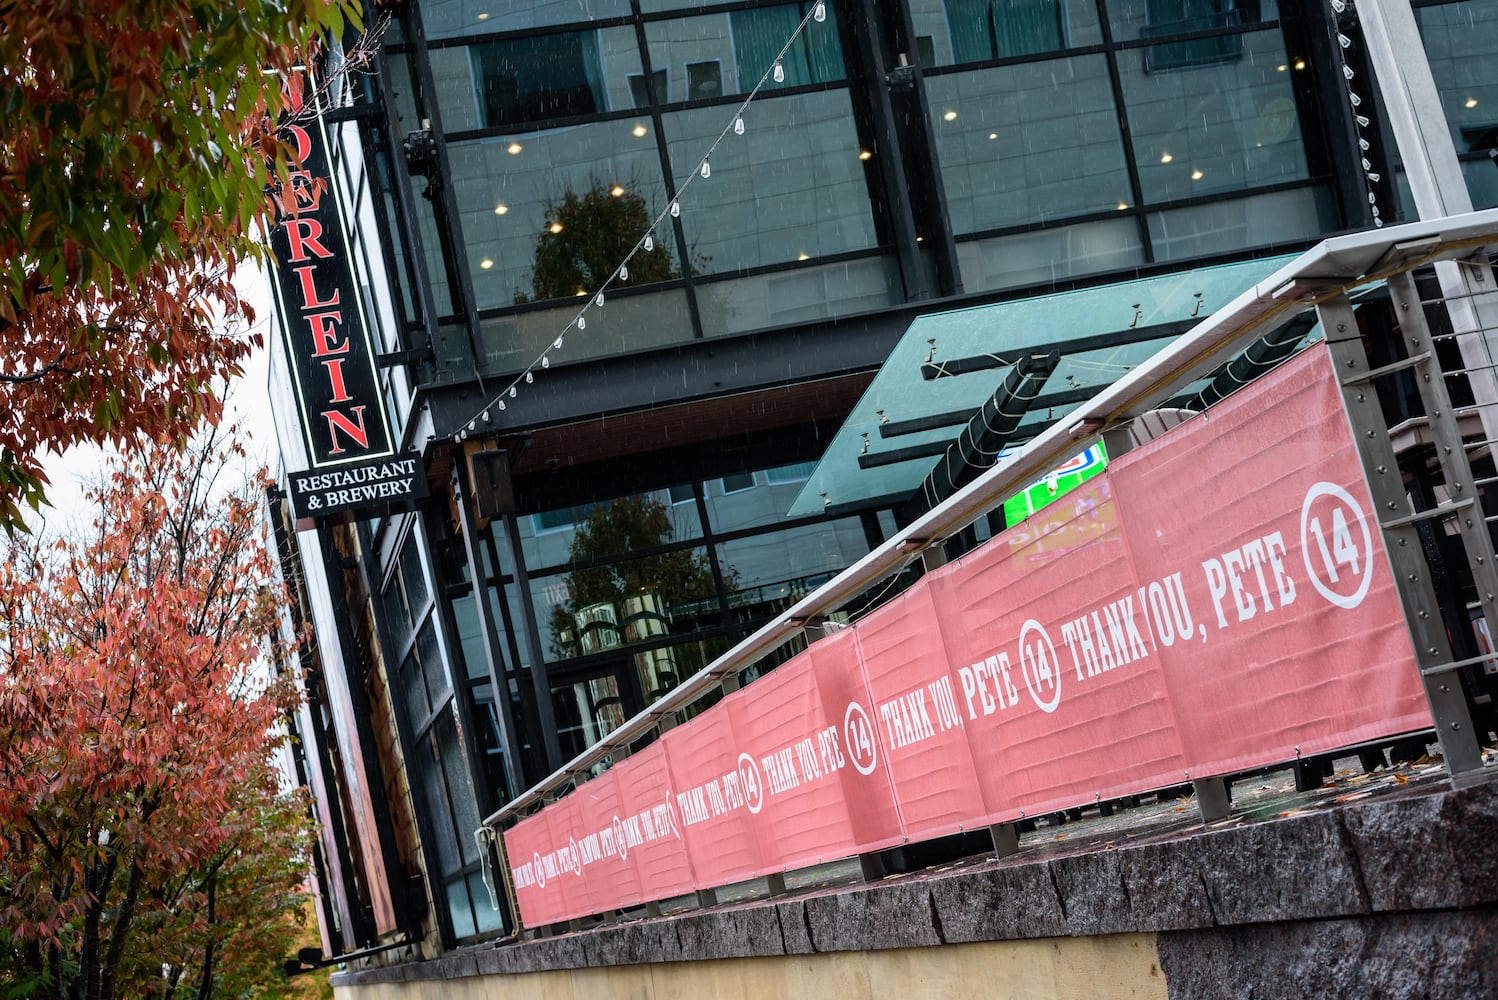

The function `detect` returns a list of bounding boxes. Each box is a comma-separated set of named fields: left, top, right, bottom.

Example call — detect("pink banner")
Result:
left=504, top=344, right=1429, bottom=927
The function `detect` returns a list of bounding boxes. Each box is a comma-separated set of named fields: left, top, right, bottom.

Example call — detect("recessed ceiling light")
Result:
left=575, top=288, right=587, bottom=296
left=1116, top=202, right=1129, bottom=211
left=479, top=258, right=493, bottom=269
left=610, top=184, right=625, bottom=196
left=1191, top=169, right=1204, bottom=180
left=988, top=132, right=998, bottom=140
left=548, top=222, right=564, bottom=234
left=858, top=149, right=872, bottom=161
left=915, top=235, right=925, bottom=243
left=1293, top=59, right=1306, bottom=70
left=1160, top=152, right=1173, bottom=163
left=494, top=204, right=508, bottom=215
left=1466, top=97, right=1479, bottom=108
left=477, top=12, right=489, bottom=20
left=943, top=110, right=958, bottom=121
left=632, top=123, right=648, bottom=137
left=507, top=142, right=523, bottom=155
left=797, top=253, right=810, bottom=260
left=1276, top=64, right=1287, bottom=72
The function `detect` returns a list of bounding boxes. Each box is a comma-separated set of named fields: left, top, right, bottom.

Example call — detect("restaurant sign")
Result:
left=267, top=75, right=424, bottom=522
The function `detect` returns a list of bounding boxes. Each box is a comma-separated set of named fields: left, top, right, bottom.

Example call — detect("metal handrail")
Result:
left=481, top=208, right=1498, bottom=832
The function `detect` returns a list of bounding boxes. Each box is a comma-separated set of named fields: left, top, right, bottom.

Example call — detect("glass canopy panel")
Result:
left=786, top=254, right=1298, bottom=517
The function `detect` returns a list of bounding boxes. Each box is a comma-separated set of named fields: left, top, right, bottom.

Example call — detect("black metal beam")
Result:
left=921, top=317, right=1197, bottom=381
left=905, top=351, right=1058, bottom=520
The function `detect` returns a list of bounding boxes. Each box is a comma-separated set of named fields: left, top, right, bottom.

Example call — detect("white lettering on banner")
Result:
left=1203, top=530, right=1297, bottom=629
left=1060, top=595, right=1150, bottom=681
left=1300, top=482, right=1373, bottom=610
left=1139, top=573, right=1198, bottom=647
left=959, top=653, right=1019, bottom=719
left=761, top=746, right=801, bottom=795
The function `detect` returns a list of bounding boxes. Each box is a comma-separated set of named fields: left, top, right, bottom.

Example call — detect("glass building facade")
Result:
left=276, top=0, right=1498, bottom=954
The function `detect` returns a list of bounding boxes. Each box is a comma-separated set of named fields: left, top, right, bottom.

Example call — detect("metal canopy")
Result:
left=787, top=256, right=1300, bottom=517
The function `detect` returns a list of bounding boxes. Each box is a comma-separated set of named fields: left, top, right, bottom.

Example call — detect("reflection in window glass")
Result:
left=468, top=870, right=507, bottom=933
left=448, top=119, right=678, bottom=309
left=695, top=256, right=901, bottom=336
left=533, top=546, right=719, bottom=661
left=704, top=467, right=825, bottom=532
left=1146, top=184, right=1334, bottom=260
left=414, top=732, right=460, bottom=875
left=400, top=533, right=431, bottom=618
left=435, top=711, right=482, bottom=865
left=1417, top=0, right=1498, bottom=160
left=954, top=218, right=1145, bottom=293
left=1105, top=0, right=1279, bottom=43
left=718, top=518, right=871, bottom=620
left=662, top=91, right=877, bottom=273
left=635, top=635, right=733, bottom=702
left=445, top=878, right=477, bottom=939
left=1118, top=30, right=1309, bottom=205
left=428, top=28, right=641, bottom=132
left=645, top=4, right=845, bottom=103
left=926, top=57, right=1130, bottom=234
left=477, top=288, right=696, bottom=372
left=551, top=675, right=627, bottom=760
left=417, top=617, right=450, bottom=707
left=420, top=0, right=631, bottom=41
left=910, top=0, right=1101, bottom=66
left=521, top=489, right=704, bottom=569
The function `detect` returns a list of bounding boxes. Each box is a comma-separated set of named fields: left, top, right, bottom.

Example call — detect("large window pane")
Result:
left=435, top=712, right=483, bottom=865
left=1417, top=1, right=1498, bottom=161
left=420, top=0, right=631, bottom=40
left=910, top=0, right=1102, bottom=67
left=551, top=675, right=628, bottom=759
left=955, top=217, right=1146, bottom=293
left=1145, top=184, right=1335, bottom=260
left=645, top=3, right=845, bottom=104
left=429, top=28, right=641, bottom=132
left=927, top=56, right=1131, bottom=233
left=448, top=120, right=680, bottom=310
left=718, top=518, right=871, bottom=619
left=476, top=288, right=694, bottom=372
left=662, top=91, right=877, bottom=273
left=695, top=255, right=900, bottom=337
left=533, top=546, right=719, bottom=661
left=520, top=488, right=704, bottom=569
left=1105, top=0, right=1280, bottom=43
left=1118, top=28, right=1309, bottom=204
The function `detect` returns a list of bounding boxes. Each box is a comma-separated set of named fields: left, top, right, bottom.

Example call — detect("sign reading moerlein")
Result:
left=267, top=75, right=424, bottom=523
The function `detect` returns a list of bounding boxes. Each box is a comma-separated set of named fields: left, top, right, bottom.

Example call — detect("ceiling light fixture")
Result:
left=507, top=142, right=523, bottom=155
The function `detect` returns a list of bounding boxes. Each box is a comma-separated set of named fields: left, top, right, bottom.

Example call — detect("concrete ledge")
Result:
left=332, top=778, right=1498, bottom=988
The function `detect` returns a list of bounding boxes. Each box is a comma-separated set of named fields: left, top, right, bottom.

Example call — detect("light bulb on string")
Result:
left=482, top=410, right=491, bottom=423
left=578, top=315, right=587, bottom=330
left=498, top=400, right=506, bottom=410
left=1331, top=0, right=1346, bottom=13
left=1343, top=65, right=1355, bottom=81
left=773, top=60, right=784, bottom=83
left=554, top=336, right=564, bottom=349
left=542, top=356, right=551, bottom=369
left=509, top=386, right=517, bottom=398
left=1356, top=115, right=1370, bottom=127
left=467, top=421, right=476, bottom=432
left=525, top=371, right=534, bottom=384
left=734, top=116, right=745, bottom=135
left=595, top=291, right=605, bottom=307
left=814, top=1, right=826, bottom=22
left=644, top=233, right=654, bottom=251
left=1362, top=157, right=1372, bottom=170
left=701, top=161, right=711, bottom=178
left=619, top=264, right=629, bottom=280
left=1338, top=33, right=1351, bottom=48
left=1367, top=172, right=1381, bottom=182
left=669, top=200, right=680, bottom=218
left=459, top=429, right=468, bottom=440
left=1359, top=137, right=1370, bottom=150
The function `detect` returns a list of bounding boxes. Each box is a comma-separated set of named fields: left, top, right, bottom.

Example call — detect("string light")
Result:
left=453, top=2, right=832, bottom=433
left=1329, top=2, right=1383, bottom=227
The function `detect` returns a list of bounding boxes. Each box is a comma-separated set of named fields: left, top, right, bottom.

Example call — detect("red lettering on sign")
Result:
left=305, top=311, right=347, bottom=357
left=323, top=406, right=370, bottom=455
left=284, top=218, right=333, bottom=262
left=322, top=357, right=353, bottom=404
left=294, top=264, right=340, bottom=309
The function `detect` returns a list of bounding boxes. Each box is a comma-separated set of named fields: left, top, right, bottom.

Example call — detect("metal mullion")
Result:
left=1317, top=295, right=1485, bottom=782
left=422, top=15, right=637, bottom=50
left=369, top=39, right=451, bottom=379
left=1092, top=0, right=1153, bottom=262
left=629, top=0, right=707, bottom=341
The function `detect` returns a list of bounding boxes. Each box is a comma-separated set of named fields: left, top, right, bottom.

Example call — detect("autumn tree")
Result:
left=0, top=424, right=311, bottom=1000
left=0, top=0, right=356, bottom=532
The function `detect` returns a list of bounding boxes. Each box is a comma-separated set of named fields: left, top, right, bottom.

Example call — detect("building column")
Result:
left=1359, top=0, right=1498, bottom=444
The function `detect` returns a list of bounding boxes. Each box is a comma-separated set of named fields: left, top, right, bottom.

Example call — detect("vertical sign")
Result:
left=267, top=74, right=425, bottom=522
